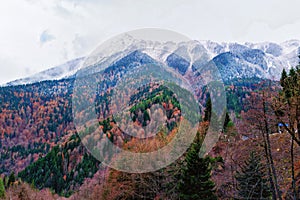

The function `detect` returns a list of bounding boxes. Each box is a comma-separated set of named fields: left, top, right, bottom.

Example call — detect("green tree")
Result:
left=235, top=151, right=271, bottom=200
left=223, top=112, right=231, bottom=131
left=280, top=68, right=288, bottom=88
left=0, top=178, right=5, bottom=199
left=278, top=66, right=300, bottom=143
left=177, top=133, right=217, bottom=200
left=8, top=172, right=15, bottom=186
left=204, top=96, right=212, bottom=122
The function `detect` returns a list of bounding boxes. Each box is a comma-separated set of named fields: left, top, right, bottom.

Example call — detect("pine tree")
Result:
left=178, top=133, right=217, bottom=200
left=235, top=152, right=271, bottom=200
left=277, top=65, right=300, bottom=199
left=0, top=178, right=5, bottom=199
left=8, top=172, right=15, bottom=187
left=204, top=96, right=212, bottom=122
left=280, top=68, right=288, bottom=88
left=223, top=112, right=231, bottom=131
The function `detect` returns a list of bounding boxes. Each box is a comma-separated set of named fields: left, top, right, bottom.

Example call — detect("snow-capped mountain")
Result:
left=4, top=58, right=84, bottom=86
left=3, top=37, right=300, bottom=86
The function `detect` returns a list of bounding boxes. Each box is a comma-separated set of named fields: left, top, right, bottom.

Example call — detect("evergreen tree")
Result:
left=8, top=172, right=15, bottom=186
left=289, top=67, right=296, bottom=78
left=178, top=133, right=217, bottom=200
left=0, top=178, right=5, bottom=199
left=280, top=68, right=287, bottom=87
left=204, top=96, right=212, bottom=122
left=223, top=112, right=231, bottom=131
left=235, top=152, right=271, bottom=200
left=278, top=65, right=300, bottom=199
left=279, top=65, right=300, bottom=141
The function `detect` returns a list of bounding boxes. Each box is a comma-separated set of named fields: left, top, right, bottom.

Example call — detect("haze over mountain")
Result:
left=4, top=38, right=300, bottom=86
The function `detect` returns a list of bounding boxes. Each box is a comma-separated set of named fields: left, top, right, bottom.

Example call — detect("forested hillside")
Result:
left=1, top=51, right=300, bottom=199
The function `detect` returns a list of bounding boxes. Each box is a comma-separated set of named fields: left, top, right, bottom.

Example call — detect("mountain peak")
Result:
left=3, top=40, right=300, bottom=86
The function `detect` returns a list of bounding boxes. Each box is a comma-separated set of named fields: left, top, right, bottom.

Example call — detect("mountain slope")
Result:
left=3, top=39, right=300, bottom=86
left=1, top=38, right=300, bottom=199
left=4, top=58, right=84, bottom=86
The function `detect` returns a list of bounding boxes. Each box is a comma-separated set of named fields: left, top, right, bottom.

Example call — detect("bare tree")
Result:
left=272, top=65, right=300, bottom=200
left=242, top=84, right=282, bottom=200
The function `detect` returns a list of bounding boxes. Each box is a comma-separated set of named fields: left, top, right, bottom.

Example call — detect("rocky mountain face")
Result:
left=4, top=38, right=300, bottom=86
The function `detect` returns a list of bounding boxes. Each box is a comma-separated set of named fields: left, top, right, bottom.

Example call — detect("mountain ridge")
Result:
left=3, top=39, right=300, bottom=86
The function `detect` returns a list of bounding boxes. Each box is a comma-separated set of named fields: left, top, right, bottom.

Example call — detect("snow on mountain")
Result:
left=4, top=58, right=84, bottom=86
left=3, top=38, right=300, bottom=86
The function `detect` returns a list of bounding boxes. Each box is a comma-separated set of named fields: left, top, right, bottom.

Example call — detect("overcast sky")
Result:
left=1, top=0, right=300, bottom=84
